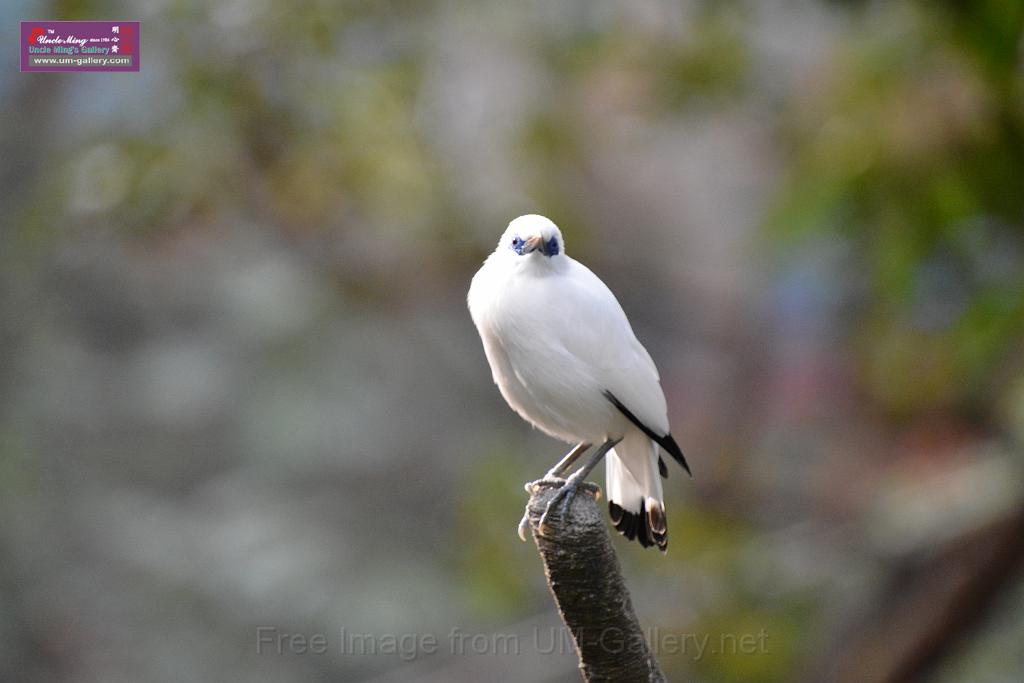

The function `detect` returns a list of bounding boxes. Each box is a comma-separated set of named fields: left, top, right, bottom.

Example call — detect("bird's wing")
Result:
left=551, top=259, right=671, bottom=436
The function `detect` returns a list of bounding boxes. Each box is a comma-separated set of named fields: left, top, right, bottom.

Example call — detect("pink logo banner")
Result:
left=21, top=20, right=139, bottom=72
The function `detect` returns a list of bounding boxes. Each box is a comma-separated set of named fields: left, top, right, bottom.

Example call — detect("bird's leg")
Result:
left=522, top=442, right=591, bottom=493
left=518, top=442, right=591, bottom=540
left=536, top=438, right=621, bottom=537
left=547, top=441, right=592, bottom=478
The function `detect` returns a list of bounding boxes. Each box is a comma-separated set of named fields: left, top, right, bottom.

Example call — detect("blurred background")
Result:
left=2, top=0, right=1024, bottom=681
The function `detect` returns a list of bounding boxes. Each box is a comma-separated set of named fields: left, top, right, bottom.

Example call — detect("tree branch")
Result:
left=524, top=481, right=666, bottom=682
left=804, top=505, right=1024, bottom=683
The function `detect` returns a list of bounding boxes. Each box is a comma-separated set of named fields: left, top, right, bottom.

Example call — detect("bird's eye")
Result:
left=511, top=237, right=521, bottom=246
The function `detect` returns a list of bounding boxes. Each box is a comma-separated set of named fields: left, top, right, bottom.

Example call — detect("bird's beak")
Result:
left=522, top=235, right=543, bottom=254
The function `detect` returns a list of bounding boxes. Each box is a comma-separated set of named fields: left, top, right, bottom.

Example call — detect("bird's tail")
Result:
left=606, top=430, right=668, bottom=551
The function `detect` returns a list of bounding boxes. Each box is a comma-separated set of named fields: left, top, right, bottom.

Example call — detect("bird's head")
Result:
left=499, top=214, right=565, bottom=260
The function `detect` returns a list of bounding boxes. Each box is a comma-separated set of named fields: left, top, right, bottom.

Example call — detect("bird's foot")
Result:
left=536, top=473, right=598, bottom=536
left=517, top=476, right=600, bottom=540
left=517, top=476, right=565, bottom=541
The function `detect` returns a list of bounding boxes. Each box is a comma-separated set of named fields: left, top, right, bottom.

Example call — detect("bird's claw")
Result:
left=518, top=477, right=565, bottom=541
left=518, top=475, right=600, bottom=540
left=517, top=510, right=531, bottom=541
left=531, top=476, right=601, bottom=538
left=538, top=483, right=575, bottom=534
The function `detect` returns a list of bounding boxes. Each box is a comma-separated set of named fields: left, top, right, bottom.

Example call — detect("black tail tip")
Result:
left=609, top=501, right=668, bottom=551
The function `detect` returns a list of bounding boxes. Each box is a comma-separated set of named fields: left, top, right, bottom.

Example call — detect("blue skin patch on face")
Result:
left=510, top=234, right=560, bottom=257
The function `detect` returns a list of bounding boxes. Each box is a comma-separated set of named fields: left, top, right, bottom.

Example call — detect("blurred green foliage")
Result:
left=768, top=1, right=1024, bottom=420
left=456, top=452, right=538, bottom=618
left=654, top=507, right=813, bottom=682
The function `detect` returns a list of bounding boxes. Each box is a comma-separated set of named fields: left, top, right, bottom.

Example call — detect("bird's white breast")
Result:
left=468, top=254, right=644, bottom=443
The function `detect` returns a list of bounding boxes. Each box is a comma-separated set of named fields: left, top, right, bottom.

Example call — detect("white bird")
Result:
left=468, top=214, right=690, bottom=551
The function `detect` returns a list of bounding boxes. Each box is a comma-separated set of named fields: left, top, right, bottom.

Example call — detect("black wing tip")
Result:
left=609, top=501, right=668, bottom=552
left=661, top=432, right=692, bottom=476
left=603, top=390, right=693, bottom=478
